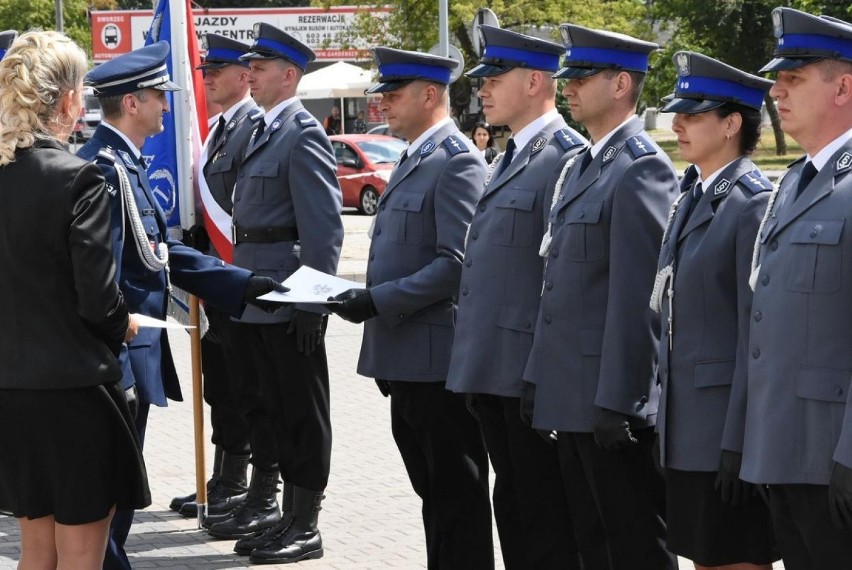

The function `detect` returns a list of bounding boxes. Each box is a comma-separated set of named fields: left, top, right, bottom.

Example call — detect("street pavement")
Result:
left=0, top=212, right=784, bottom=569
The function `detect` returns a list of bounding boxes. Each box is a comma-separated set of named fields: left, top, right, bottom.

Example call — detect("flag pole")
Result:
left=169, top=0, right=206, bottom=528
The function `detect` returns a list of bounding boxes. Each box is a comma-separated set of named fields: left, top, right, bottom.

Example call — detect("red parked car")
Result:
left=330, top=134, right=407, bottom=215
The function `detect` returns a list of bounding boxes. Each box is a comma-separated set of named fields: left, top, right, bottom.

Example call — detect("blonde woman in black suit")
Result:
left=0, top=31, right=148, bottom=569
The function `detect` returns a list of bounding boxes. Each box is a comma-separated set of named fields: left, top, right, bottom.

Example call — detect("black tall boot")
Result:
left=207, top=468, right=281, bottom=539
left=233, top=481, right=294, bottom=556
left=249, top=487, right=324, bottom=564
left=169, top=445, right=222, bottom=512
left=179, top=452, right=250, bottom=517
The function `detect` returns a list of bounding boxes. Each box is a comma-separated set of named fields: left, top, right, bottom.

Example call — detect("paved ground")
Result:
left=0, top=212, right=785, bottom=569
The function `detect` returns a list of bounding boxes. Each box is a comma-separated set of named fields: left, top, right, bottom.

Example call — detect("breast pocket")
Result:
left=562, top=201, right=605, bottom=262
left=207, top=154, right=234, bottom=175
left=785, top=219, right=844, bottom=293
left=390, top=192, right=425, bottom=245
left=490, top=189, right=537, bottom=247
left=246, top=161, right=279, bottom=205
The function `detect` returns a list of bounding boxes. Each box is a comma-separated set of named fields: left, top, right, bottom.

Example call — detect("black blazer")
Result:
left=0, top=138, right=127, bottom=390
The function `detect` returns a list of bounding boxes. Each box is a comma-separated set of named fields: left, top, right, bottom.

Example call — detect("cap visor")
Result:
left=365, top=79, right=413, bottom=95
left=195, top=61, right=230, bottom=70
left=552, top=66, right=602, bottom=79
left=465, top=63, right=511, bottom=78
left=759, top=56, right=821, bottom=73
left=152, top=79, right=181, bottom=92
left=660, top=97, right=724, bottom=114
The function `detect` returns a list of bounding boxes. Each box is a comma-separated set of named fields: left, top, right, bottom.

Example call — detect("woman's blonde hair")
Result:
left=0, top=30, right=88, bottom=166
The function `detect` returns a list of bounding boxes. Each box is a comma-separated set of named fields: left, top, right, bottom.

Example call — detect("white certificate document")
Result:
left=134, top=313, right=195, bottom=329
left=258, top=266, right=362, bottom=304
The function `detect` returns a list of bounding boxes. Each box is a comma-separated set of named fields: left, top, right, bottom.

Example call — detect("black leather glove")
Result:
left=124, top=385, right=139, bottom=420
left=829, top=461, right=852, bottom=530
left=243, top=276, right=289, bottom=313
left=375, top=379, right=391, bottom=398
left=329, top=288, right=378, bottom=323
left=286, top=310, right=325, bottom=356
left=519, top=381, right=536, bottom=427
left=652, top=433, right=664, bottom=475
left=593, top=408, right=638, bottom=450
left=715, top=450, right=755, bottom=506
left=465, top=393, right=480, bottom=420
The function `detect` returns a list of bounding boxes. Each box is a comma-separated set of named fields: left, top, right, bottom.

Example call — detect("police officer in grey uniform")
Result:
left=170, top=33, right=264, bottom=521
left=77, top=41, right=283, bottom=570
left=652, top=52, right=778, bottom=569
left=445, top=25, right=598, bottom=570
left=0, top=30, right=17, bottom=60
left=331, top=47, right=494, bottom=569
left=208, top=23, right=343, bottom=565
left=522, top=25, right=679, bottom=569
left=743, top=8, right=852, bottom=567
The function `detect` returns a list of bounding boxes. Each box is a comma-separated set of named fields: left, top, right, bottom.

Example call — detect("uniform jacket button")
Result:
left=471, top=231, right=479, bottom=240
left=462, top=288, right=469, bottom=296
left=369, top=253, right=375, bottom=261
left=769, top=241, right=778, bottom=251
left=754, top=311, right=762, bottom=321
left=465, top=259, right=472, bottom=267
left=761, top=274, right=770, bottom=286
left=398, top=313, right=405, bottom=319
left=545, top=281, right=553, bottom=290
left=551, top=249, right=559, bottom=258
left=544, top=315, right=552, bottom=324
left=835, top=386, right=844, bottom=397
left=479, top=204, right=486, bottom=212
left=375, top=228, right=382, bottom=236
left=752, top=348, right=761, bottom=359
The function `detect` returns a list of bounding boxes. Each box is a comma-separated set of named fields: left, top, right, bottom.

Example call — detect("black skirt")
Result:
left=665, top=467, right=778, bottom=566
left=0, top=381, right=151, bottom=525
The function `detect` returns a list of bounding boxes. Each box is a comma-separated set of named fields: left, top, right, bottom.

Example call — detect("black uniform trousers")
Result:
left=556, top=428, right=677, bottom=570
left=228, top=322, right=280, bottom=473
left=383, top=380, right=494, bottom=570
left=240, top=320, right=331, bottom=490
left=203, top=306, right=250, bottom=455
left=474, top=393, right=588, bottom=570
left=766, top=484, right=852, bottom=569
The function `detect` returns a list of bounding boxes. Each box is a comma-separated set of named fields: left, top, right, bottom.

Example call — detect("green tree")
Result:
left=0, top=0, right=102, bottom=56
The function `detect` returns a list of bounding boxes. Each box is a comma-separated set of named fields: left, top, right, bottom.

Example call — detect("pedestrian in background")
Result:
left=323, top=104, right=341, bottom=135
left=353, top=109, right=367, bottom=133
left=469, top=120, right=500, bottom=164
left=652, top=51, right=777, bottom=570
left=0, top=30, right=148, bottom=570
left=447, top=25, right=599, bottom=570
left=331, top=47, right=494, bottom=569
left=742, top=7, right=852, bottom=567
left=523, top=24, right=680, bottom=570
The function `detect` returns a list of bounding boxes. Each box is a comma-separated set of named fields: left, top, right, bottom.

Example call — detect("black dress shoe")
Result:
left=248, top=526, right=323, bottom=564
left=169, top=492, right=195, bottom=512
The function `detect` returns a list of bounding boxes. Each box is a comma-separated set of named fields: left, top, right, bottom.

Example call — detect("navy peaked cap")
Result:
left=198, top=33, right=250, bottom=70
left=661, top=52, right=773, bottom=113
left=366, top=47, right=458, bottom=94
left=240, top=23, right=315, bottom=71
left=761, top=8, right=852, bottom=73
left=86, top=41, right=180, bottom=97
left=466, top=25, right=565, bottom=77
left=0, top=30, right=17, bottom=60
left=554, top=24, right=658, bottom=79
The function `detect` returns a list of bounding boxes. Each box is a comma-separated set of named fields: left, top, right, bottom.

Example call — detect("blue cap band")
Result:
left=206, top=47, right=246, bottom=63
left=564, top=46, right=649, bottom=71
left=676, top=75, right=765, bottom=109
left=379, top=62, right=452, bottom=84
left=0, top=49, right=6, bottom=60
left=255, top=37, right=309, bottom=69
left=482, top=44, right=561, bottom=71
left=778, top=33, right=852, bottom=60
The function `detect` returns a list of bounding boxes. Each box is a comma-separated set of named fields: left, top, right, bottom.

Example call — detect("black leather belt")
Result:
left=232, top=225, right=299, bottom=244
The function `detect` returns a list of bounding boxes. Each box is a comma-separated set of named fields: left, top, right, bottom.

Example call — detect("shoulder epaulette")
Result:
left=626, top=134, right=657, bottom=159
left=96, top=146, right=116, bottom=163
left=555, top=128, right=585, bottom=152
left=295, top=111, right=316, bottom=129
left=442, top=134, right=469, bottom=156
left=737, top=169, right=772, bottom=194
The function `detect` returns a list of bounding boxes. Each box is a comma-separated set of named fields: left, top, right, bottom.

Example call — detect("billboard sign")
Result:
left=91, top=6, right=385, bottom=63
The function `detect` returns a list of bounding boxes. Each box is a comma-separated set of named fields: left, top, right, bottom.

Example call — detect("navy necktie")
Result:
left=795, top=161, right=818, bottom=200
left=687, top=181, right=703, bottom=218
left=575, top=149, right=593, bottom=177
left=498, top=138, right=516, bottom=175
left=211, top=115, right=226, bottom=147
left=253, top=118, right=266, bottom=144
